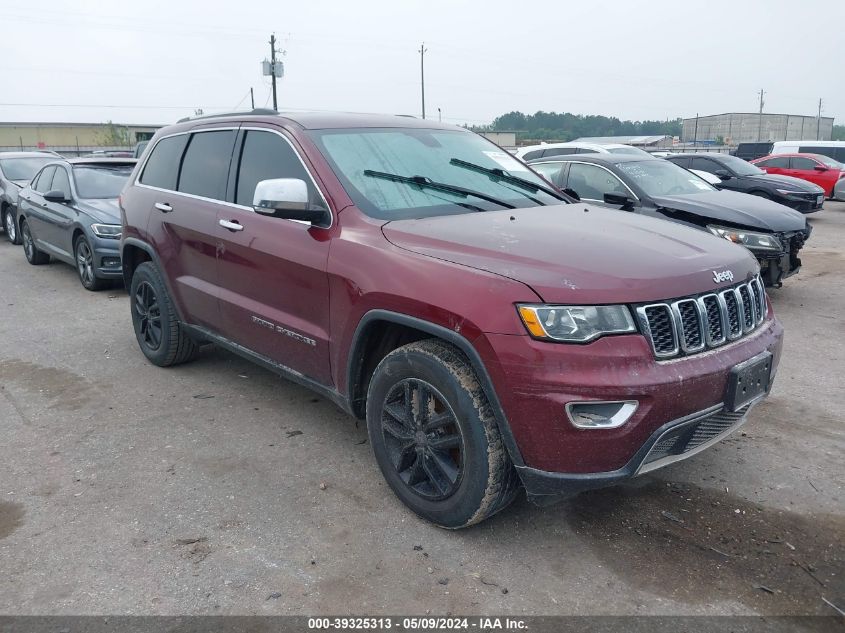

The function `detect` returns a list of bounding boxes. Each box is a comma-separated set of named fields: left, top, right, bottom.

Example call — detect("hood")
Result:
left=382, top=205, right=759, bottom=304
left=650, top=189, right=807, bottom=232
left=76, top=198, right=121, bottom=224
left=746, top=173, right=824, bottom=192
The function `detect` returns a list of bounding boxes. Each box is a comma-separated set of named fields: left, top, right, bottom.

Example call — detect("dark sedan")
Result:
left=17, top=158, right=136, bottom=290
left=1, top=152, right=62, bottom=244
left=528, top=154, right=810, bottom=286
left=666, top=153, right=825, bottom=213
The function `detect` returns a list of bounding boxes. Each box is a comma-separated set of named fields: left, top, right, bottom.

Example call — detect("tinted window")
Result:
left=177, top=131, right=236, bottom=200
left=669, top=156, right=691, bottom=168
left=703, top=154, right=764, bottom=176
left=690, top=157, right=721, bottom=174
left=140, top=134, right=189, bottom=190
left=566, top=163, right=627, bottom=201
left=34, top=166, right=56, bottom=193
left=790, top=157, right=817, bottom=171
left=543, top=147, right=576, bottom=157
left=757, top=157, right=789, bottom=168
left=796, top=146, right=845, bottom=162
left=73, top=165, right=134, bottom=198
left=51, top=167, right=71, bottom=197
left=0, top=157, right=56, bottom=181
left=235, top=130, right=322, bottom=207
left=521, top=149, right=543, bottom=161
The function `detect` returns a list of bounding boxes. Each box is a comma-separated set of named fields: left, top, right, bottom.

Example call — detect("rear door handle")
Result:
left=154, top=202, right=173, bottom=213
left=219, top=219, right=244, bottom=232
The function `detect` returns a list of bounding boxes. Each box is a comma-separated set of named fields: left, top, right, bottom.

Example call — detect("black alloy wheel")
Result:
left=380, top=378, right=465, bottom=500
left=134, top=280, right=163, bottom=351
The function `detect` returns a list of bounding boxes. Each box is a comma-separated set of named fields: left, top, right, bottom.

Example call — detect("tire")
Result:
left=74, top=234, right=109, bottom=291
left=3, top=207, right=21, bottom=245
left=366, top=339, right=520, bottom=528
left=129, top=261, right=199, bottom=367
left=20, top=220, right=49, bottom=265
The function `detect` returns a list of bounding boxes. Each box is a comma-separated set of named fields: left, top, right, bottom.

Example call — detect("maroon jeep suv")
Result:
left=120, top=111, right=783, bottom=528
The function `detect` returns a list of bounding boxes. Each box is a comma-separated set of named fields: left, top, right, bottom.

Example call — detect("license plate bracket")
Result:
left=726, top=352, right=773, bottom=412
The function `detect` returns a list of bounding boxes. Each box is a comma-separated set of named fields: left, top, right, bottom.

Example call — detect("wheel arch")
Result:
left=121, top=238, right=183, bottom=321
left=347, top=309, right=525, bottom=467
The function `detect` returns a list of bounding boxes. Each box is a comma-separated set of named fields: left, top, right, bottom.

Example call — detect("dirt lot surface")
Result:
left=0, top=202, right=842, bottom=617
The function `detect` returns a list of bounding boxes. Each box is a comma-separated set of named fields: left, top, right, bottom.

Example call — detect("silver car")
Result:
left=835, top=175, right=845, bottom=201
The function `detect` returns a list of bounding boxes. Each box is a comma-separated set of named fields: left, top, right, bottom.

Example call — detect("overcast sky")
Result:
left=2, top=0, right=843, bottom=127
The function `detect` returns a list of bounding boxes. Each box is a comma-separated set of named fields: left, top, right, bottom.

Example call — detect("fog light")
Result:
left=102, top=257, right=120, bottom=268
left=565, top=400, right=638, bottom=429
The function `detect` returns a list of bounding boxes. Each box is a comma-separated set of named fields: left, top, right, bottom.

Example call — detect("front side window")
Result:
left=177, top=131, right=236, bottom=200
left=309, top=128, right=563, bottom=220
left=73, top=165, right=134, bottom=199
left=0, top=157, right=56, bottom=182
left=708, top=154, right=764, bottom=176
left=51, top=168, right=71, bottom=198
left=690, top=157, right=722, bottom=174
left=790, top=157, right=817, bottom=171
left=139, top=134, right=189, bottom=190
left=520, top=149, right=543, bottom=161
left=617, top=159, right=716, bottom=196
left=566, top=163, right=628, bottom=201
left=33, top=166, right=56, bottom=193
left=235, top=130, right=324, bottom=208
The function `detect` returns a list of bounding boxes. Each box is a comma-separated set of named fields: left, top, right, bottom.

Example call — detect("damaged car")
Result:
left=529, top=154, right=810, bottom=286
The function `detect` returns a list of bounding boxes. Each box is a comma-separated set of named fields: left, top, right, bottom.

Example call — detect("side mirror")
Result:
left=814, top=165, right=828, bottom=172
left=715, top=170, right=731, bottom=180
left=561, top=187, right=580, bottom=201
left=603, top=192, right=634, bottom=208
left=44, top=190, right=69, bottom=203
left=252, top=178, right=328, bottom=225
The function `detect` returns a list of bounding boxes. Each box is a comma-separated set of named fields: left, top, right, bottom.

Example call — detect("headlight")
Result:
left=775, top=189, right=814, bottom=196
left=517, top=304, right=635, bottom=343
left=707, top=225, right=781, bottom=252
left=90, top=223, right=122, bottom=239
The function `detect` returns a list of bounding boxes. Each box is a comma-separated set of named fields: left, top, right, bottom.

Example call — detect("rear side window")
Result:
left=758, top=157, right=789, bottom=168
left=544, top=147, right=576, bottom=157
left=140, top=135, right=189, bottom=190
left=521, top=150, right=543, bottom=161
left=690, top=157, right=720, bottom=174
left=790, top=157, right=817, bottom=170
left=177, top=130, right=236, bottom=200
left=669, top=156, right=690, bottom=168
left=33, top=166, right=56, bottom=193
left=234, top=130, right=323, bottom=207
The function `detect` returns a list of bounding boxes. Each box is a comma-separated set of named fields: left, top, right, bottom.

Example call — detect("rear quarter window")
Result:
left=139, top=135, right=189, bottom=191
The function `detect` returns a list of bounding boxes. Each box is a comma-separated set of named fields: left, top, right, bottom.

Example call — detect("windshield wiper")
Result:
left=448, top=158, right=567, bottom=202
left=362, top=170, right=516, bottom=210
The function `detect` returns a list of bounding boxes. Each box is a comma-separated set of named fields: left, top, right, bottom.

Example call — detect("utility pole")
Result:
left=438, top=107, right=441, bottom=123
left=250, top=87, right=255, bottom=109
left=757, top=89, right=765, bottom=142
left=270, top=34, right=278, bottom=111
left=693, top=113, right=698, bottom=147
left=419, top=43, right=427, bottom=119
left=817, top=98, right=823, bottom=140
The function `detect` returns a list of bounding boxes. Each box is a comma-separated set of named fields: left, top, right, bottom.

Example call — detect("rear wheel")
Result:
left=366, top=339, right=520, bottom=528
left=21, top=220, right=49, bottom=265
left=74, top=235, right=108, bottom=291
left=3, top=207, right=21, bottom=245
left=129, top=262, right=199, bottom=366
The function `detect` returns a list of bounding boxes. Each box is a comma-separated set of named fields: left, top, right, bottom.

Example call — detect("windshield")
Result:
left=307, top=128, right=565, bottom=219
left=607, top=146, right=651, bottom=156
left=72, top=165, right=134, bottom=199
left=810, top=154, right=843, bottom=168
left=617, top=159, right=716, bottom=196
left=714, top=154, right=765, bottom=176
left=0, top=157, right=56, bottom=181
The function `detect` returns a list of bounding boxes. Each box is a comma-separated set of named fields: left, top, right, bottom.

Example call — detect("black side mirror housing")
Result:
left=814, top=165, right=828, bottom=172
left=562, top=187, right=580, bottom=201
left=44, top=190, right=69, bottom=203
left=603, top=192, right=634, bottom=209
left=715, top=170, right=731, bottom=180
left=255, top=206, right=330, bottom=224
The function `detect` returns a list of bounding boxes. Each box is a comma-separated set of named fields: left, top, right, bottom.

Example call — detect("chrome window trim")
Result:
left=134, top=125, right=333, bottom=229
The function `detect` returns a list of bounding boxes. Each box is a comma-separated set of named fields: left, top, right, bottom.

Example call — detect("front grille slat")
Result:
left=637, top=277, right=766, bottom=359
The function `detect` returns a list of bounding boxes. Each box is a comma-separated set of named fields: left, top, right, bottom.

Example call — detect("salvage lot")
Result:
left=0, top=204, right=842, bottom=616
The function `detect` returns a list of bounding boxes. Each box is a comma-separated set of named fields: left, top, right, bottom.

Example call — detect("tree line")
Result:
left=476, top=111, right=682, bottom=142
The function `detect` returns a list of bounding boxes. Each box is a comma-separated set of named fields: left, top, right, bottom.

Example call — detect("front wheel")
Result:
left=74, top=235, right=108, bottom=291
left=366, top=339, right=520, bottom=528
left=3, top=207, right=21, bottom=245
left=129, top=262, right=199, bottom=366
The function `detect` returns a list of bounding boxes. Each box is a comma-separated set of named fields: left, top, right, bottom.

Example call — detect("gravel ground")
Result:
left=0, top=202, right=842, bottom=616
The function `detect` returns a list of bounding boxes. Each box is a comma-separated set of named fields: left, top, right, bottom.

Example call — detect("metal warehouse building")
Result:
left=682, top=113, right=834, bottom=145
left=0, top=122, right=161, bottom=153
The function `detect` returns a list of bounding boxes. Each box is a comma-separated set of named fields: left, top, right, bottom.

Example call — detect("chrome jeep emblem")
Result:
left=713, top=269, right=734, bottom=283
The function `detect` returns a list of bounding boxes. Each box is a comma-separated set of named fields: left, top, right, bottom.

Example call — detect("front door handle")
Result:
left=219, top=219, right=244, bottom=232
left=154, top=202, right=173, bottom=213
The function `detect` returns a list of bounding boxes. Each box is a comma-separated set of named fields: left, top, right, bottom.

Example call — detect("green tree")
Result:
left=98, top=121, right=131, bottom=147
left=484, top=110, right=682, bottom=142
left=832, top=125, right=845, bottom=141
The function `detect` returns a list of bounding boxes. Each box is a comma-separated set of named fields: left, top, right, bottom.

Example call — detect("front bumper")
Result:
left=752, top=227, right=811, bottom=286
left=478, top=316, right=783, bottom=500
left=91, top=237, right=123, bottom=279
left=777, top=192, right=824, bottom=213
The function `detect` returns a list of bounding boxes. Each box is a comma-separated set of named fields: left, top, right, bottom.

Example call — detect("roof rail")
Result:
left=176, top=108, right=278, bottom=123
